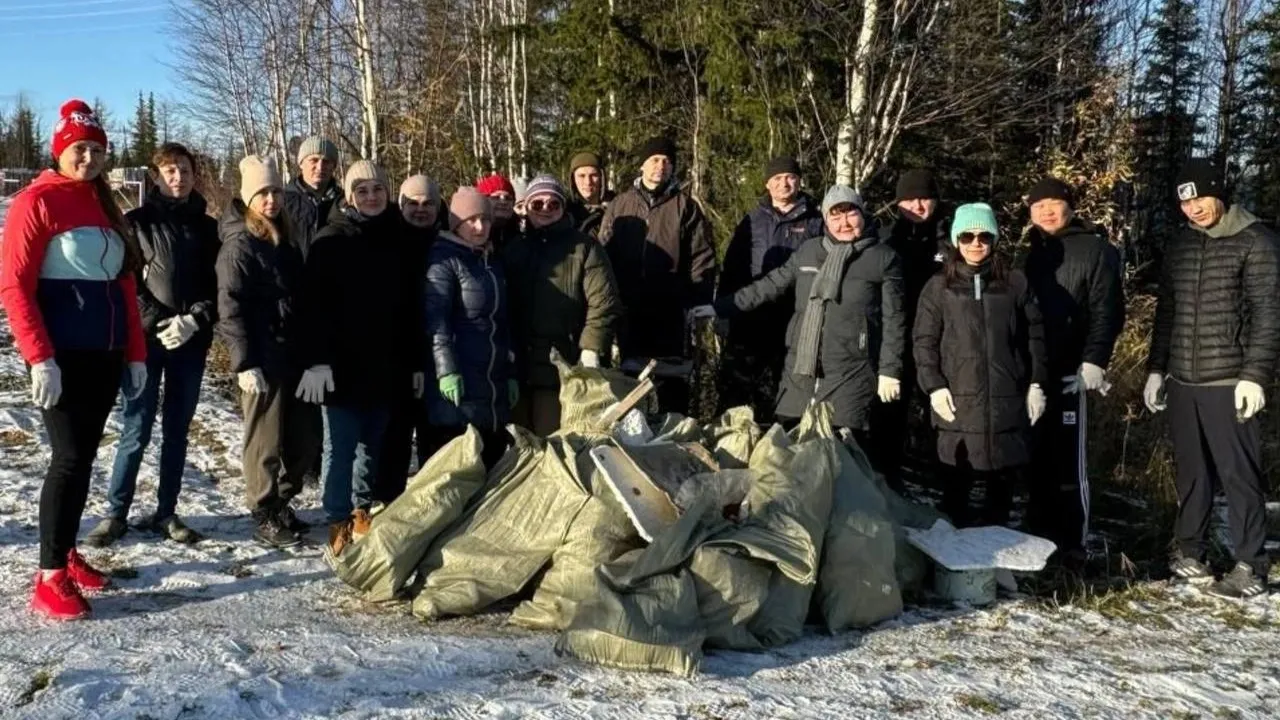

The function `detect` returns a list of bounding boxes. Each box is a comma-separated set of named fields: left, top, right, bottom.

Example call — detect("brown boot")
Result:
left=328, top=520, right=353, bottom=556
left=351, top=508, right=373, bottom=540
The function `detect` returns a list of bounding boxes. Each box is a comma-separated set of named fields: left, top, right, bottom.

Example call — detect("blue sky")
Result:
left=0, top=0, right=174, bottom=140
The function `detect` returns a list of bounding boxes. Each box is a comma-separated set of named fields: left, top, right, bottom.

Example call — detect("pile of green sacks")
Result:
left=328, top=356, right=940, bottom=676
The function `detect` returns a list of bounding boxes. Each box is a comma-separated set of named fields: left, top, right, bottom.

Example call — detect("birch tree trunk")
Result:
left=354, top=0, right=380, bottom=160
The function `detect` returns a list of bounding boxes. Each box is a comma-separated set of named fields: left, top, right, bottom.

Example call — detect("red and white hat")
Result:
left=51, top=99, right=108, bottom=159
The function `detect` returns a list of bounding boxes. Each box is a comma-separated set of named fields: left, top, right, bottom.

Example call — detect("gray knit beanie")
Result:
left=821, top=184, right=866, bottom=217
left=296, top=135, right=338, bottom=165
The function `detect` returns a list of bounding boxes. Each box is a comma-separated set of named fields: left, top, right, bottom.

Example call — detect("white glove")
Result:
left=125, top=362, right=148, bottom=401
left=1027, top=383, right=1046, bottom=426
left=1063, top=362, right=1109, bottom=395
left=929, top=388, right=957, bottom=423
left=412, top=371, right=426, bottom=400
left=238, top=369, right=267, bottom=394
left=295, top=365, right=335, bottom=404
left=1235, top=380, right=1266, bottom=421
left=1142, top=373, right=1166, bottom=413
left=877, top=375, right=901, bottom=403
left=30, top=359, right=62, bottom=410
left=686, top=305, right=717, bottom=326
left=156, top=314, right=200, bottom=350
left=580, top=349, right=601, bottom=368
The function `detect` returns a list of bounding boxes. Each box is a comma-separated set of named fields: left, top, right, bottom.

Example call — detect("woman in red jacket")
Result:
left=0, top=100, right=148, bottom=620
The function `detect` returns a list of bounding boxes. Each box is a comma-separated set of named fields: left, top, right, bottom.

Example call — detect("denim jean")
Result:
left=322, top=405, right=391, bottom=523
left=107, top=337, right=209, bottom=521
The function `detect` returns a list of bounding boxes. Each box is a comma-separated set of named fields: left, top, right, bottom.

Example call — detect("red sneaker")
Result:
left=66, top=549, right=111, bottom=592
left=31, top=570, right=90, bottom=621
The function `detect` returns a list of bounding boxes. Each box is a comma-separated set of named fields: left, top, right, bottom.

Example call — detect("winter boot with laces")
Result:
left=1208, top=562, right=1268, bottom=600
left=254, top=512, right=302, bottom=549
left=31, top=570, right=90, bottom=620
left=351, top=508, right=373, bottom=540
left=66, top=548, right=111, bottom=591
left=276, top=505, right=310, bottom=535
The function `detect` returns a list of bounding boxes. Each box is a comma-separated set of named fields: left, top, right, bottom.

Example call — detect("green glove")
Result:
left=439, top=373, right=464, bottom=406
left=508, top=379, right=520, bottom=408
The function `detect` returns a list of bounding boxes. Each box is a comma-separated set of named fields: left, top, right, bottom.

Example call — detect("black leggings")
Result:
left=39, top=350, right=125, bottom=569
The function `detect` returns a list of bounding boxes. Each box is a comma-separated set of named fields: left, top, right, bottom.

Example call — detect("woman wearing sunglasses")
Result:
left=912, top=203, right=1048, bottom=527
left=504, top=175, right=621, bottom=435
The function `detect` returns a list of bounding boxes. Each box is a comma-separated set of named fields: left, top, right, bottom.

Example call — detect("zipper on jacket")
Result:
left=484, top=254, right=500, bottom=432
left=102, top=228, right=118, bottom=350
left=978, top=289, right=992, bottom=465
left=1191, top=237, right=1204, bottom=381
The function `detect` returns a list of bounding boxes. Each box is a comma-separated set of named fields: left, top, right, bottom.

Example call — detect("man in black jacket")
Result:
left=1144, top=159, right=1280, bottom=598
left=1021, top=177, right=1124, bottom=561
left=283, top=135, right=342, bottom=261
left=715, top=155, right=824, bottom=421
left=566, top=151, right=615, bottom=239
left=873, top=169, right=952, bottom=488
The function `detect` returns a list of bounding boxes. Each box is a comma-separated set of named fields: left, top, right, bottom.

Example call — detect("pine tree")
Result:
left=92, top=98, right=119, bottom=169
left=130, top=92, right=158, bottom=166
left=6, top=96, right=43, bottom=169
left=1241, top=3, right=1280, bottom=224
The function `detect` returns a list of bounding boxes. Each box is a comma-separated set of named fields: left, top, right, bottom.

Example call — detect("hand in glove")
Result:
left=877, top=375, right=901, bottom=403
left=156, top=314, right=200, bottom=350
left=125, top=362, right=148, bottom=401
left=439, top=373, right=464, bottom=406
left=579, top=349, right=601, bottom=368
left=686, top=305, right=717, bottom=326
left=929, top=388, right=957, bottom=423
left=508, top=379, right=520, bottom=408
left=238, top=368, right=267, bottom=395
left=1026, top=383, right=1046, bottom=426
left=30, top=359, right=62, bottom=410
left=295, top=365, right=335, bottom=404
left=1234, top=380, right=1266, bottom=421
left=1142, top=373, right=1166, bottom=413
left=1063, top=362, right=1109, bottom=395
left=412, top=372, right=426, bottom=400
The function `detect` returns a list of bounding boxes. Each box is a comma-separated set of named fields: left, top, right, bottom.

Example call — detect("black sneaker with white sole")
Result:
left=1169, top=553, right=1213, bottom=584
left=254, top=517, right=303, bottom=549
left=1207, top=562, right=1268, bottom=600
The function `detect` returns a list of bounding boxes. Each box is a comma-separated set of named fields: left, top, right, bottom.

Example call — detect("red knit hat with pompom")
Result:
left=51, top=99, right=108, bottom=159
left=475, top=173, right=515, bottom=197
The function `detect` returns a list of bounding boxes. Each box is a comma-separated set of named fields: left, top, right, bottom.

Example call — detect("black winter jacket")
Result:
left=881, top=203, right=953, bottom=336
left=215, top=201, right=305, bottom=378
left=717, top=193, right=825, bottom=354
left=1024, top=218, right=1124, bottom=376
left=1148, top=206, right=1280, bottom=386
left=299, top=205, right=420, bottom=407
left=568, top=188, right=616, bottom=239
left=424, top=234, right=512, bottom=431
left=716, top=234, right=905, bottom=430
left=127, top=188, right=221, bottom=337
left=283, top=176, right=341, bottom=260
left=914, top=264, right=1047, bottom=471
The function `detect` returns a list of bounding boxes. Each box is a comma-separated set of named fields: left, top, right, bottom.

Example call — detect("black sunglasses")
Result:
left=957, top=232, right=995, bottom=246
left=529, top=199, right=562, bottom=212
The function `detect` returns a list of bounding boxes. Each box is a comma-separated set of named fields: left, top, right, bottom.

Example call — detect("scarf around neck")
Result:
left=793, top=233, right=875, bottom=378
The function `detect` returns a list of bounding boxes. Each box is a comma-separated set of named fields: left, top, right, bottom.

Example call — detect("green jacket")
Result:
left=504, top=215, right=622, bottom=388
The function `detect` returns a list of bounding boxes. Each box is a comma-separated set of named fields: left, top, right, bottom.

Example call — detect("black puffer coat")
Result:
left=715, top=233, right=905, bottom=430
left=215, top=201, right=305, bottom=378
left=1148, top=206, right=1280, bottom=386
left=424, top=234, right=512, bottom=431
left=283, top=176, right=341, bottom=260
left=1024, top=218, right=1124, bottom=377
left=914, top=263, right=1048, bottom=471
left=881, top=203, right=953, bottom=334
left=299, top=205, right=419, bottom=407
left=128, top=188, right=221, bottom=337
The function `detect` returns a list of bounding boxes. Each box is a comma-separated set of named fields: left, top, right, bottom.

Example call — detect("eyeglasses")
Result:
left=957, top=232, right=995, bottom=246
left=529, top=199, right=562, bottom=212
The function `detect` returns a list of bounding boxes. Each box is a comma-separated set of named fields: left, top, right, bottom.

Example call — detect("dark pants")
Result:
left=940, top=450, right=1020, bottom=529
left=321, top=404, right=390, bottom=522
left=423, top=424, right=510, bottom=470
left=1026, top=379, right=1091, bottom=553
left=107, top=337, right=209, bottom=521
left=512, top=386, right=561, bottom=437
left=240, top=375, right=321, bottom=515
left=715, top=341, right=784, bottom=423
left=39, top=350, right=125, bottom=569
left=1167, top=381, right=1269, bottom=576
left=376, top=393, right=432, bottom=505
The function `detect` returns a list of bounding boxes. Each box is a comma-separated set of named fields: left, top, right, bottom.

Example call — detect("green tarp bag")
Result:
left=704, top=406, right=761, bottom=469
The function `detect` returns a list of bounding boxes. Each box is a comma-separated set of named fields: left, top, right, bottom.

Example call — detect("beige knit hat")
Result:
left=399, top=174, right=440, bottom=206
left=296, top=135, right=338, bottom=165
left=239, top=155, right=282, bottom=205
left=448, top=187, right=491, bottom=231
left=343, top=160, right=389, bottom=202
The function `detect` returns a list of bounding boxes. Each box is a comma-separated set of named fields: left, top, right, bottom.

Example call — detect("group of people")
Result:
left=2, top=99, right=1275, bottom=622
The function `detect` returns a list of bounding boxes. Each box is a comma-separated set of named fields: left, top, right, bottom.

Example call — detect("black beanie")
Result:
left=1176, top=158, right=1227, bottom=203
left=635, top=136, right=677, bottom=164
left=1026, top=177, right=1074, bottom=207
left=894, top=169, right=939, bottom=202
left=764, top=155, right=802, bottom=180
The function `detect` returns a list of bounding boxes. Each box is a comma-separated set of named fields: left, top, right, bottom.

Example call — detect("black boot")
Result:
left=253, top=510, right=302, bottom=549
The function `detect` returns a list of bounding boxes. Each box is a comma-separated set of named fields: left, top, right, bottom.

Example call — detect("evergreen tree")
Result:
left=130, top=91, right=158, bottom=166
left=92, top=98, right=119, bottom=169
left=1242, top=3, right=1280, bottom=224
left=3, top=96, right=43, bottom=169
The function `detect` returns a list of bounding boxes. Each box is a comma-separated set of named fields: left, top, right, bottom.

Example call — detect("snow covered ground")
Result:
left=0, top=311, right=1277, bottom=719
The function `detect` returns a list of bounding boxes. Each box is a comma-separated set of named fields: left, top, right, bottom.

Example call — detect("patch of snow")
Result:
left=0, top=315, right=1277, bottom=719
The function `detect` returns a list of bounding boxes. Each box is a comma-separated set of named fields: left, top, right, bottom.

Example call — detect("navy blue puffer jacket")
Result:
left=424, top=233, right=512, bottom=431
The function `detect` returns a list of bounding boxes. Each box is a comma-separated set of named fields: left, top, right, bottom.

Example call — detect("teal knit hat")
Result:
left=950, top=203, right=1000, bottom=246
